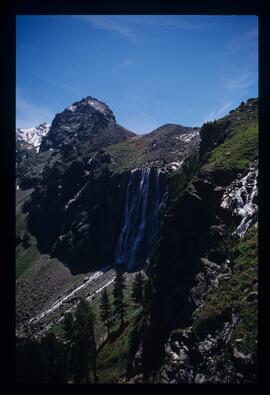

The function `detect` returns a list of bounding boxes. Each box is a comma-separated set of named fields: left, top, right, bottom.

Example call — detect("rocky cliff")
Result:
left=125, top=98, right=258, bottom=384
left=18, top=96, right=200, bottom=274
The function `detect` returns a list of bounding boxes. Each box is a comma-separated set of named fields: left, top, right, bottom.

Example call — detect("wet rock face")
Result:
left=115, top=168, right=167, bottom=271
left=221, top=161, right=258, bottom=237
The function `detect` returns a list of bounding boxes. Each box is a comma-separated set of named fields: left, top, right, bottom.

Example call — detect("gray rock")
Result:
left=194, top=373, right=206, bottom=383
left=246, top=291, right=258, bottom=302
left=233, top=347, right=252, bottom=362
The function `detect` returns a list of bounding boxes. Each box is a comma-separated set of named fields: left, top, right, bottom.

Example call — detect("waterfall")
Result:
left=234, top=168, right=258, bottom=237
left=115, top=167, right=161, bottom=271
left=221, top=162, right=258, bottom=237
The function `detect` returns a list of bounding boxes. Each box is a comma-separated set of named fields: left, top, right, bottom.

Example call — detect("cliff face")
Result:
left=21, top=97, right=200, bottom=273
left=127, top=98, right=258, bottom=383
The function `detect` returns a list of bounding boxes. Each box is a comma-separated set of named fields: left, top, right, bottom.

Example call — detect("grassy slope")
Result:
left=200, top=100, right=258, bottom=174
left=201, top=124, right=258, bottom=174
left=16, top=208, right=39, bottom=282
left=107, top=137, right=147, bottom=173
left=49, top=273, right=141, bottom=383
left=95, top=278, right=142, bottom=383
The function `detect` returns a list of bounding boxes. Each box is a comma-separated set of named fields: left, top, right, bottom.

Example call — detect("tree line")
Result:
left=16, top=268, right=150, bottom=383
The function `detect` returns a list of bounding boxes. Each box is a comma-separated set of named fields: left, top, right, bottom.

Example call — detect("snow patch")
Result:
left=87, top=99, right=107, bottom=114
left=16, top=123, right=50, bottom=152
left=67, top=104, right=77, bottom=112
left=175, top=131, right=199, bottom=143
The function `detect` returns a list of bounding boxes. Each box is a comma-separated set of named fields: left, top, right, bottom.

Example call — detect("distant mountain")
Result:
left=16, top=122, right=50, bottom=153
left=106, top=123, right=200, bottom=173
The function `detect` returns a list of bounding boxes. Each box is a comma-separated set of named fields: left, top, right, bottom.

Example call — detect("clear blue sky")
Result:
left=16, top=15, right=258, bottom=134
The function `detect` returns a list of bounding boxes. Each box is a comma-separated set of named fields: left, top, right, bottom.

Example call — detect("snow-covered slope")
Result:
left=16, top=122, right=50, bottom=152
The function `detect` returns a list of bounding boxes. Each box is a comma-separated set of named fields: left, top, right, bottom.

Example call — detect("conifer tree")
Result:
left=62, top=312, right=74, bottom=378
left=113, top=267, right=126, bottom=327
left=100, top=288, right=112, bottom=337
left=73, top=298, right=97, bottom=383
left=41, top=332, right=58, bottom=383
left=131, top=272, right=145, bottom=310
left=63, top=311, right=74, bottom=345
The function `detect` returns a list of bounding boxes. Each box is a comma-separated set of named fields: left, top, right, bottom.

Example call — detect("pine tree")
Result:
left=22, top=231, right=31, bottom=248
left=131, top=272, right=145, bottom=310
left=62, top=312, right=74, bottom=378
left=100, top=288, right=112, bottom=337
left=63, top=311, right=74, bottom=345
left=113, top=267, right=126, bottom=327
left=41, top=332, right=58, bottom=383
left=73, top=298, right=97, bottom=383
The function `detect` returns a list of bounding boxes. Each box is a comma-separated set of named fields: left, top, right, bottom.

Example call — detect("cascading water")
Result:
left=221, top=162, right=258, bottom=237
left=115, top=167, right=162, bottom=271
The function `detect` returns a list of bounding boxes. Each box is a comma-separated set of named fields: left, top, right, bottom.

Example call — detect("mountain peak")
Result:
left=65, top=96, right=114, bottom=120
left=39, top=95, right=134, bottom=153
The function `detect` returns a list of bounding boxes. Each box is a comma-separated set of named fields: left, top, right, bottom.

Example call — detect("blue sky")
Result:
left=16, top=15, right=258, bottom=134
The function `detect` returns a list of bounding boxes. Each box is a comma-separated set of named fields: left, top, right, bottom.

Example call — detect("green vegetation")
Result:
left=96, top=281, right=143, bottom=383
left=131, top=272, right=145, bottom=308
left=73, top=298, right=97, bottom=383
left=16, top=212, right=28, bottom=242
left=113, top=267, right=127, bottom=327
left=201, top=124, right=258, bottom=174
left=16, top=190, right=39, bottom=282
left=169, top=155, right=198, bottom=203
left=192, top=225, right=258, bottom=356
left=16, top=242, right=39, bottom=281
left=16, top=272, right=146, bottom=383
left=200, top=100, right=258, bottom=176
left=16, top=332, right=68, bottom=383
left=100, top=288, right=113, bottom=337
left=107, top=138, right=146, bottom=173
